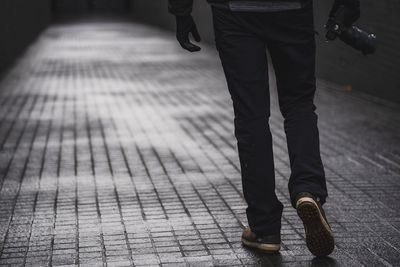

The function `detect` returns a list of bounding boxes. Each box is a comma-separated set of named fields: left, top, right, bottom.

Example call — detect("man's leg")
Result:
left=212, top=7, right=283, bottom=237
left=265, top=1, right=328, bottom=208
left=264, top=1, right=334, bottom=256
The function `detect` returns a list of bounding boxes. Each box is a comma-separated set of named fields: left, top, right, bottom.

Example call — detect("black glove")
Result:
left=329, top=0, right=360, bottom=26
left=175, top=15, right=201, bottom=52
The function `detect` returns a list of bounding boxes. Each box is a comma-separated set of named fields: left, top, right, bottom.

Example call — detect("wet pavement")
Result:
left=0, top=16, right=399, bottom=266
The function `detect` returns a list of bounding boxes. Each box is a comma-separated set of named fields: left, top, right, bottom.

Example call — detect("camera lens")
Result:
left=340, top=26, right=377, bottom=55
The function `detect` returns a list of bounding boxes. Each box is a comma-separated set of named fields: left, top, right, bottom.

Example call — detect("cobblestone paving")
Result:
left=0, top=16, right=399, bottom=266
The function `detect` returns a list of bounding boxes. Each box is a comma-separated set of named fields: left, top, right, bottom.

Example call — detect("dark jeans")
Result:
left=211, top=1, right=328, bottom=236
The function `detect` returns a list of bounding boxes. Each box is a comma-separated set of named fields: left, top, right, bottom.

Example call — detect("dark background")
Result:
left=0, top=0, right=52, bottom=77
left=52, top=0, right=131, bottom=13
left=0, top=0, right=399, bottom=103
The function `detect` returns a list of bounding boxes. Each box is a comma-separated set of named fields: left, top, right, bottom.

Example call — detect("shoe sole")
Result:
left=296, top=197, right=335, bottom=257
left=241, top=237, right=280, bottom=253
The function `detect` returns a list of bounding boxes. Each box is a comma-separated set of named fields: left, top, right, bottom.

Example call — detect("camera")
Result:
left=325, top=6, right=377, bottom=55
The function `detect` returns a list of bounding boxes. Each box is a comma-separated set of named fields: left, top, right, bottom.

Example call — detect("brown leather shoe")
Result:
left=295, top=192, right=335, bottom=257
left=241, top=227, right=280, bottom=253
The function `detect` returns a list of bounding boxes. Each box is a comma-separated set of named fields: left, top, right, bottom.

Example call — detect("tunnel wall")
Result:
left=130, top=0, right=400, bottom=103
left=0, top=0, right=52, bottom=75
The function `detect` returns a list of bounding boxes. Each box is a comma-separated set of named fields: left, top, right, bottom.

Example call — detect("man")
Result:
left=168, top=0, right=360, bottom=257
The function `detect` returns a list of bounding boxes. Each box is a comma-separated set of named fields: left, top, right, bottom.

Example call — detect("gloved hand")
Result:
left=175, top=15, right=201, bottom=52
left=329, top=0, right=360, bottom=26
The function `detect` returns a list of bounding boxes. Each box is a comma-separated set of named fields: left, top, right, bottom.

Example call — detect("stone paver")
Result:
left=0, top=16, right=399, bottom=266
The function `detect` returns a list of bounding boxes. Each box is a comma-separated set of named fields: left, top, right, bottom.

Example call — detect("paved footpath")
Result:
left=0, top=16, right=399, bottom=267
